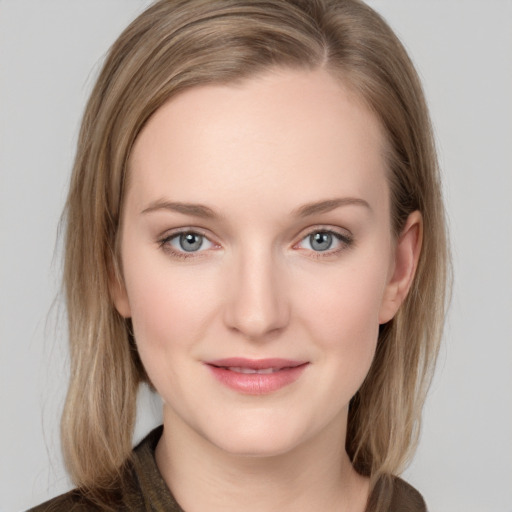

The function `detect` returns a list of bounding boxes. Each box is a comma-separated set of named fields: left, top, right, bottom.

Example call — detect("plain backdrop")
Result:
left=1, top=1, right=511, bottom=511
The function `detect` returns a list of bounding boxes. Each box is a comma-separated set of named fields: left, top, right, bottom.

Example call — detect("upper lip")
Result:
left=206, top=358, right=307, bottom=370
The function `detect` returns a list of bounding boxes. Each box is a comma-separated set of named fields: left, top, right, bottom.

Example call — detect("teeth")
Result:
left=227, top=367, right=278, bottom=374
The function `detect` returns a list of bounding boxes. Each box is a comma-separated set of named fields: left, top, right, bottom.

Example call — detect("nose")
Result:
left=223, top=246, right=290, bottom=341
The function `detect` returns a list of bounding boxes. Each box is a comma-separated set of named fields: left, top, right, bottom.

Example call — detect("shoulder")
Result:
left=26, top=483, right=138, bottom=512
left=26, top=427, right=168, bottom=512
left=389, top=477, right=427, bottom=512
left=367, top=475, right=427, bottom=512
left=26, top=489, right=104, bottom=512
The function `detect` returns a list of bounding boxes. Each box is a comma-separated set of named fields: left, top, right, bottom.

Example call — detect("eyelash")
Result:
left=158, top=227, right=354, bottom=260
left=158, top=229, right=215, bottom=260
left=295, top=229, right=354, bottom=259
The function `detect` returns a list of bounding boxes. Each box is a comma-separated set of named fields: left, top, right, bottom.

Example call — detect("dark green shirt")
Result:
left=28, top=426, right=426, bottom=511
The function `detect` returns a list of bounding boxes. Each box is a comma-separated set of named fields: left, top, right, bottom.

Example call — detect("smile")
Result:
left=205, top=358, right=309, bottom=395
left=225, top=367, right=280, bottom=374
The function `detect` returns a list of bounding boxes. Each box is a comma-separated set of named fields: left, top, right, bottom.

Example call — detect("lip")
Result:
left=205, top=358, right=309, bottom=395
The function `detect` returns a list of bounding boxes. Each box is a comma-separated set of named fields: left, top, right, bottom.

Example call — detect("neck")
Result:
left=155, top=406, right=369, bottom=512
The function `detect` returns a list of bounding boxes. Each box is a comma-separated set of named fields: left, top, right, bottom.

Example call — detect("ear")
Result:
left=379, top=211, right=423, bottom=324
left=109, top=262, right=132, bottom=318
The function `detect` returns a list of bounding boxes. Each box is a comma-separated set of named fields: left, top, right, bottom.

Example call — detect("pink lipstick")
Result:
left=205, top=358, right=308, bottom=395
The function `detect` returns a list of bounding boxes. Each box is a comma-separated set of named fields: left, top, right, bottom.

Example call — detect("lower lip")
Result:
left=206, top=364, right=308, bottom=395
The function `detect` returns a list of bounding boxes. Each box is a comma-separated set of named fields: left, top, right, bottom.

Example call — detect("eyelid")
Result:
left=158, top=227, right=220, bottom=258
left=294, top=224, right=353, bottom=242
left=170, top=232, right=214, bottom=251
left=293, top=226, right=354, bottom=255
left=159, top=227, right=209, bottom=242
left=157, top=225, right=353, bottom=260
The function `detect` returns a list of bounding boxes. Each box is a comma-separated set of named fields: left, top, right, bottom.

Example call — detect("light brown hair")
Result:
left=62, top=0, right=449, bottom=507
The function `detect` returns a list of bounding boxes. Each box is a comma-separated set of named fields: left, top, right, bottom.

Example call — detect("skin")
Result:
left=113, top=68, right=422, bottom=512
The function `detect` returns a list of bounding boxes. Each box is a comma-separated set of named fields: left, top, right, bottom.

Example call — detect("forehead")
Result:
left=127, top=68, right=388, bottom=217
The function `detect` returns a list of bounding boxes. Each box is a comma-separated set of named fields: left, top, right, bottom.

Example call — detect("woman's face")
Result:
left=114, top=68, right=418, bottom=457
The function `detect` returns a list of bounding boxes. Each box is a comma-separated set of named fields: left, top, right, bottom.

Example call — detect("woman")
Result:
left=30, top=0, right=449, bottom=510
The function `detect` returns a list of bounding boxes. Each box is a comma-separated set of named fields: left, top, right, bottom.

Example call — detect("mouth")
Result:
left=222, top=367, right=282, bottom=374
left=205, top=358, right=309, bottom=395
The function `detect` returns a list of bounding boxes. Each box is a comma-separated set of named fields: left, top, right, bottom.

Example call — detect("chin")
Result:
left=198, top=414, right=315, bottom=459
left=211, top=433, right=302, bottom=459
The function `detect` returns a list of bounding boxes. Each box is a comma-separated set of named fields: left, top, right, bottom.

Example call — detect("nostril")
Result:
left=222, top=256, right=290, bottom=338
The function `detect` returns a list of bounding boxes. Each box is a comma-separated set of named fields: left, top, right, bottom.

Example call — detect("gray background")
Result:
left=1, top=1, right=511, bottom=511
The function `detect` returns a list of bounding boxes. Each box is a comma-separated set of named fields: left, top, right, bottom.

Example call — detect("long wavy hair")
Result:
left=61, top=0, right=449, bottom=508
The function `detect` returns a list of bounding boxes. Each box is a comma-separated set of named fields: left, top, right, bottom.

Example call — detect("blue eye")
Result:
left=298, top=230, right=351, bottom=253
left=309, top=232, right=334, bottom=251
left=168, top=232, right=214, bottom=253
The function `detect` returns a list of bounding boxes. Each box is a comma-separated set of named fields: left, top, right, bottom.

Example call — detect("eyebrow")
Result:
left=141, top=197, right=371, bottom=219
left=141, top=200, right=217, bottom=218
left=294, top=197, right=371, bottom=217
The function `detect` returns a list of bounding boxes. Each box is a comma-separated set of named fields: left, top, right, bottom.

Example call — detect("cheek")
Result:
left=121, top=250, right=219, bottom=375
left=301, top=259, right=386, bottom=331
left=294, top=258, right=388, bottom=377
